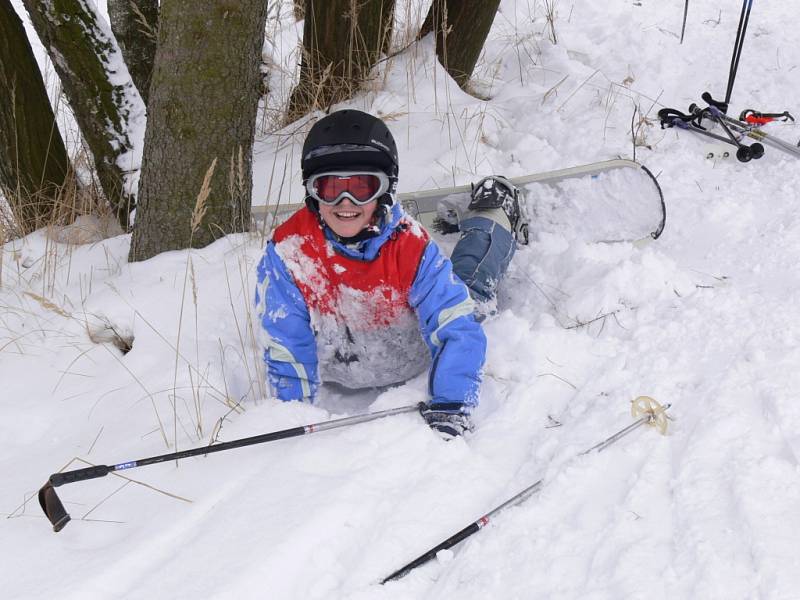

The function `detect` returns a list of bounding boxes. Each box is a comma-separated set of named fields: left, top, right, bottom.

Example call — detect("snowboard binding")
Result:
left=469, top=176, right=530, bottom=244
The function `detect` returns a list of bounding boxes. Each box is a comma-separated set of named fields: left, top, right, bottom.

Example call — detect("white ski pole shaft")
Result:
left=381, top=397, right=671, bottom=584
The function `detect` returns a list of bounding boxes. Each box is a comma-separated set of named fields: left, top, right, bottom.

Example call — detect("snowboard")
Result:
left=252, top=159, right=666, bottom=245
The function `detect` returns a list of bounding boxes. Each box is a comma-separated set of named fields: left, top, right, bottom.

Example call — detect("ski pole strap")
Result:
left=38, top=483, right=71, bottom=532
left=658, top=108, right=694, bottom=130
left=739, top=109, right=796, bottom=125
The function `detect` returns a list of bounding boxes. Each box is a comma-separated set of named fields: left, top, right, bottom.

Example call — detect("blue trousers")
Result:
left=450, top=216, right=516, bottom=303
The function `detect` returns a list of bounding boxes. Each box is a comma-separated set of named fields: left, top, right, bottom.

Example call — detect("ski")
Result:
left=252, top=159, right=666, bottom=244
left=660, top=92, right=800, bottom=162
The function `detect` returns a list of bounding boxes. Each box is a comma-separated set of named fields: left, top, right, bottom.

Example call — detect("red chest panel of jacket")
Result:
left=272, top=208, right=429, bottom=329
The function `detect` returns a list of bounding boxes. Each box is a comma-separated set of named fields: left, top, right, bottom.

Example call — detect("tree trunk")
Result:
left=107, top=0, right=158, bottom=106
left=287, top=0, right=395, bottom=121
left=382, top=1, right=395, bottom=55
left=0, top=0, right=71, bottom=230
left=21, top=0, right=146, bottom=229
left=128, top=0, right=268, bottom=262
left=419, top=0, right=501, bottom=89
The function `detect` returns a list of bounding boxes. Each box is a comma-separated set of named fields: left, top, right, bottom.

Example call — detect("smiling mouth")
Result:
left=333, top=211, right=361, bottom=220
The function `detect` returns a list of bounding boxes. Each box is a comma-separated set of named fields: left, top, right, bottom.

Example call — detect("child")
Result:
left=255, top=110, right=520, bottom=438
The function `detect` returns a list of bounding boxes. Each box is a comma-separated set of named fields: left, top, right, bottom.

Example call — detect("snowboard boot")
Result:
left=467, top=176, right=529, bottom=244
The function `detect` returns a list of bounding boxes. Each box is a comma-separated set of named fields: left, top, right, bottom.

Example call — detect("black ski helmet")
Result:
left=301, top=110, right=399, bottom=210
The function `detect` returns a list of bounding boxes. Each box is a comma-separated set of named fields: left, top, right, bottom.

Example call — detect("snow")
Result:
left=4, top=0, right=800, bottom=598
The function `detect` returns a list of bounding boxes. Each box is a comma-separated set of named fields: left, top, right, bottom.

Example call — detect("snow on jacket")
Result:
left=255, top=202, right=486, bottom=411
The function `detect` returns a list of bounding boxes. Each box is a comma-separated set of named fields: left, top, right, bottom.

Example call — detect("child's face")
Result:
left=319, top=198, right=379, bottom=238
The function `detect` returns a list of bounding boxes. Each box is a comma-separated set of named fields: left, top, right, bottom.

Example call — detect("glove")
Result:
left=431, top=216, right=460, bottom=235
left=420, top=404, right=474, bottom=440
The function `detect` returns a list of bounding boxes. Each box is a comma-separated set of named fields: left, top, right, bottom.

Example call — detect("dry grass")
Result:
left=1, top=165, right=102, bottom=235
left=190, top=159, right=216, bottom=235
left=22, top=291, right=71, bottom=318
left=630, top=92, right=665, bottom=161
left=0, top=196, right=16, bottom=289
left=172, top=157, right=217, bottom=448
left=1, top=116, right=124, bottom=308
left=543, top=0, right=559, bottom=45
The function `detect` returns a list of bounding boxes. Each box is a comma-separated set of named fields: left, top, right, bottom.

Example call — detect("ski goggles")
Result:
left=306, top=171, right=390, bottom=206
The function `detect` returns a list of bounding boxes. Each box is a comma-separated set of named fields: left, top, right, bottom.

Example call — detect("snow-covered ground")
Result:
left=4, top=1, right=800, bottom=598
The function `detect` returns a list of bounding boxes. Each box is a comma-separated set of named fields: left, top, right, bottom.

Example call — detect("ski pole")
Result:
left=690, top=100, right=765, bottom=162
left=380, top=397, right=670, bottom=584
left=696, top=93, right=800, bottom=159
left=715, top=111, right=800, bottom=158
left=39, top=403, right=424, bottom=532
left=724, top=0, right=753, bottom=107
left=739, top=109, right=795, bottom=125
left=659, top=106, right=752, bottom=160
left=659, top=107, right=753, bottom=160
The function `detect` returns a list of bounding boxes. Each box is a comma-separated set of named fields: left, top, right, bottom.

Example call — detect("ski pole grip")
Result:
left=702, top=92, right=728, bottom=113
left=49, top=464, right=111, bottom=487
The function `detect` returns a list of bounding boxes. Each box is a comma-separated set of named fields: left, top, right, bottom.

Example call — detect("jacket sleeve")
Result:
left=255, top=241, right=320, bottom=402
left=409, top=240, right=486, bottom=412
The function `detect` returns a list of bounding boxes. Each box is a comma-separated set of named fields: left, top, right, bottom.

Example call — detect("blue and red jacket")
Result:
left=255, top=202, right=486, bottom=412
